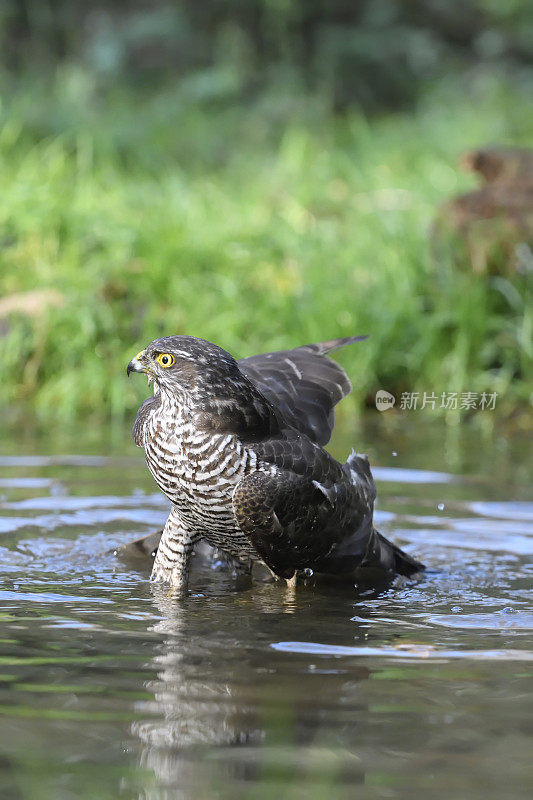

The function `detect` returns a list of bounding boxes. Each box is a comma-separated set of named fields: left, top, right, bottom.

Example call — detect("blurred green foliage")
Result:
left=0, top=70, right=531, bottom=426
left=1, top=1, right=532, bottom=109
left=0, top=2, right=531, bottom=426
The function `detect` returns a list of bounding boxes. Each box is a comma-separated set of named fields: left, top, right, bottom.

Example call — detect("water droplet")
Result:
left=304, top=568, right=314, bottom=577
left=437, top=503, right=445, bottom=511
left=451, top=606, right=463, bottom=613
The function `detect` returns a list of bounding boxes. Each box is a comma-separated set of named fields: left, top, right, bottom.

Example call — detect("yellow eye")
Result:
left=156, top=353, right=175, bottom=368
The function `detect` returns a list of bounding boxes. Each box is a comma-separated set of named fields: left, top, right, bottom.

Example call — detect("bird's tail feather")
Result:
left=364, top=529, right=424, bottom=577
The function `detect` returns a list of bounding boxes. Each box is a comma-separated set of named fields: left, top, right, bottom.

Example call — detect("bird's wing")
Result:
left=232, top=471, right=297, bottom=579
left=132, top=394, right=160, bottom=446
left=233, top=431, right=375, bottom=577
left=238, top=336, right=367, bottom=446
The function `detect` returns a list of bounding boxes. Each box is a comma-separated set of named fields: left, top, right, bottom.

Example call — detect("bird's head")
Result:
left=127, top=335, right=280, bottom=436
left=127, top=335, right=239, bottom=396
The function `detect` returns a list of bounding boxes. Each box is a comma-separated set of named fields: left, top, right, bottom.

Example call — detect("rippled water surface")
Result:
left=0, top=418, right=531, bottom=800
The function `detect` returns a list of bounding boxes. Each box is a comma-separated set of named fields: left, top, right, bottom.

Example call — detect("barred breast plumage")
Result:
left=142, top=392, right=264, bottom=561
left=126, top=334, right=424, bottom=591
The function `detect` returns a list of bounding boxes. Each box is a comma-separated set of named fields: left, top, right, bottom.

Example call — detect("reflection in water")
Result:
left=134, top=590, right=263, bottom=796
left=133, top=586, right=373, bottom=798
left=0, top=420, right=531, bottom=800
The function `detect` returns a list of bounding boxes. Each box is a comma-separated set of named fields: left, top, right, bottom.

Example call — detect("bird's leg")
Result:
left=282, top=572, right=298, bottom=605
left=285, top=573, right=298, bottom=589
left=151, top=506, right=198, bottom=590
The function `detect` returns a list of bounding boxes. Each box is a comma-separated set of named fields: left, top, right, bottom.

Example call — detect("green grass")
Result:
left=0, top=70, right=531, bottom=427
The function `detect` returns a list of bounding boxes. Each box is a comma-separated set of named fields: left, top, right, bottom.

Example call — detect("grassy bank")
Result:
left=0, top=71, right=531, bottom=427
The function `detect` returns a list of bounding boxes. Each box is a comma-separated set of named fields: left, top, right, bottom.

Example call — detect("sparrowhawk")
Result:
left=126, top=335, right=424, bottom=591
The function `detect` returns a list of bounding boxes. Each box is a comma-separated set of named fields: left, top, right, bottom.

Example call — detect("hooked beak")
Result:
left=127, top=350, right=147, bottom=377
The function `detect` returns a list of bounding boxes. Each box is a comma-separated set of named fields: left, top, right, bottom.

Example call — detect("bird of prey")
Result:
left=126, top=335, right=424, bottom=590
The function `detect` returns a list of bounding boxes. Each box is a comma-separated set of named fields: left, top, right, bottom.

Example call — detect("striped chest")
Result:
left=140, top=394, right=263, bottom=558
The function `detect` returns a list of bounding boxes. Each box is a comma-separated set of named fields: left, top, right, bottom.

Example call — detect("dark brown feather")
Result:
left=238, top=336, right=367, bottom=446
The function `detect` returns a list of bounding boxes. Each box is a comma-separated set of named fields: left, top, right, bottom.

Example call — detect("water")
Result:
left=0, top=417, right=531, bottom=800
